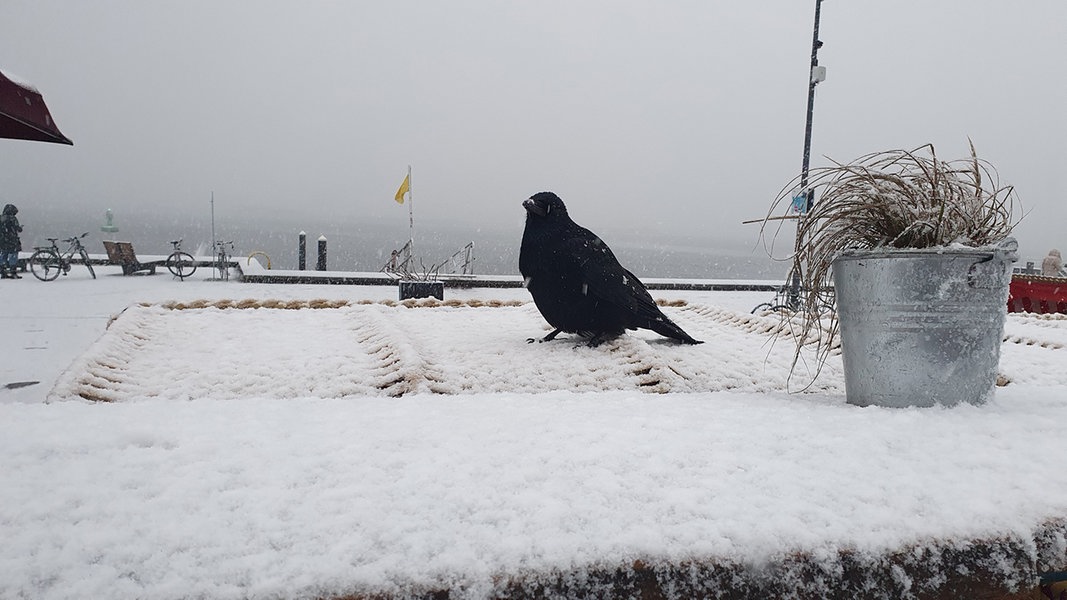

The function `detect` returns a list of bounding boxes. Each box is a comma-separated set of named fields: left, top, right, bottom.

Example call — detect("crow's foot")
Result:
left=527, top=328, right=563, bottom=343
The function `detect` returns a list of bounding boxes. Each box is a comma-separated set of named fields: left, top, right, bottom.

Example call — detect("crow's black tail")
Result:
left=648, top=317, right=703, bottom=345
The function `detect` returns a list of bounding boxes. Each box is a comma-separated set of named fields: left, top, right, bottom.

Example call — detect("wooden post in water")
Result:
left=298, top=231, right=307, bottom=270
left=316, top=235, right=327, bottom=271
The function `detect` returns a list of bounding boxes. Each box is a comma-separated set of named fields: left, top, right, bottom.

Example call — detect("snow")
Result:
left=2, top=266, right=1066, bottom=599
left=0, top=67, right=39, bottom=92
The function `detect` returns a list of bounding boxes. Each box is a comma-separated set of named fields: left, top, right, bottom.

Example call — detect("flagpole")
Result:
left=407, top=164, right=414, bottom=265
left=210, top=191, right=216, bottom=282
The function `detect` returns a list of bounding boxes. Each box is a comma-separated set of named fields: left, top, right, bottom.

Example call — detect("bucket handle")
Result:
left=967, top=238, right=1018, bottom=288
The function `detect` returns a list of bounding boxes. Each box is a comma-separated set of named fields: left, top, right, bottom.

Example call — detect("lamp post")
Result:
left=788, top=0, right=826, bottom=310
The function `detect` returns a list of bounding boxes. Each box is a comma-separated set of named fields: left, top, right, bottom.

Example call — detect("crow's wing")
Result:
left=559, top=226, right=665, bottom=324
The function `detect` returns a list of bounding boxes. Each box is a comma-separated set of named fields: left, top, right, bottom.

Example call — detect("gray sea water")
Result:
left=26, top=204, right=789, bottom=281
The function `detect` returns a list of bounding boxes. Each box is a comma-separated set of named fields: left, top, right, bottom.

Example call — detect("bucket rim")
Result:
left=834, top=240, right=1016, bottom=263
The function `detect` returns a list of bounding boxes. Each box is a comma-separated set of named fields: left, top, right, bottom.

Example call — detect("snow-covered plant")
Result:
left=761, top=141, right=1019, bottom=387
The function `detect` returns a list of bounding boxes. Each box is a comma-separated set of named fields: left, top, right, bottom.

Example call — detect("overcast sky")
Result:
left=2, top=1, right=1064, bottom=259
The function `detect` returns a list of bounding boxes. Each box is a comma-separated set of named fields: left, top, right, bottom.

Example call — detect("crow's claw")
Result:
left=527, top=328, right=563, bottom=344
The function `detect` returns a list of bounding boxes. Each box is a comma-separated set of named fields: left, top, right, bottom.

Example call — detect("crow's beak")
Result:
left=523, top=199, right=547, bottom=217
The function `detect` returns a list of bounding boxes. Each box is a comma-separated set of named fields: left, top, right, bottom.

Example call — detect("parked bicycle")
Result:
left=166, top=239, right=197, bottom=280
left=214, top=240, right=235, bottom=281
left=751, top=268, right=834, bottom=315
left=29, top=233, right=96, bottom=281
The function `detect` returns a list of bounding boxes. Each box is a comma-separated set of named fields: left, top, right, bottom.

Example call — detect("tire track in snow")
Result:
left=683, top=304, right=842, bottom=354
left=57, top=304, right=165, bottom=402
left=672, top=304, right=845, bottom=394
left=999, top=312, right=1067, bottom=387
left=352, top=304, right=451, bottom=396
left=1003, top=312, right=1067, bottom=349
left=389, top=303, right=618, bottom=394
left=54, top=304, right=386, bottom=401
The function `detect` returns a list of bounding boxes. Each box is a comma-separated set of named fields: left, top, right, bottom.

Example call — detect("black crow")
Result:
left=519, top=191, right=702, bottom=345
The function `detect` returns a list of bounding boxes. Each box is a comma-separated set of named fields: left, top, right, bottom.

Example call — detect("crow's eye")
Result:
left=545, top=204, right=552, bottom=214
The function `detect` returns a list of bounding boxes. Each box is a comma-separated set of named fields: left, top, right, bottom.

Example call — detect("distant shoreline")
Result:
left=27, top=204, right=791, bottom=280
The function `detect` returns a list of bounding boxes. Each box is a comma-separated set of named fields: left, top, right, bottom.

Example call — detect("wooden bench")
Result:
left=102, top=241, right=162, bottom=275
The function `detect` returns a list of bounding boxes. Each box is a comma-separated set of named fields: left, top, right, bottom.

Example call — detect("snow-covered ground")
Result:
left=1, top=266, right=1065, bottom=599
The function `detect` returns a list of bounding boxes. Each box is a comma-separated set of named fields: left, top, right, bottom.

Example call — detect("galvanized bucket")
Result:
left=831, top=239, right=1017, bottom=408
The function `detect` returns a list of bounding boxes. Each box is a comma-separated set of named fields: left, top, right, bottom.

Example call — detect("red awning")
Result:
left=0, top=69, right=73, bottom=145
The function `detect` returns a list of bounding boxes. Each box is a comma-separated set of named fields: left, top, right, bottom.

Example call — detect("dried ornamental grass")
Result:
left=762, top=141, right=1019, bottom=387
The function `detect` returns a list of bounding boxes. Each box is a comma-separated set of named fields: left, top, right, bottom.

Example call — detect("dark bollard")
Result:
left=298, top=231, right=307, bottom=271
left=316, top=235, right=327, bottom=271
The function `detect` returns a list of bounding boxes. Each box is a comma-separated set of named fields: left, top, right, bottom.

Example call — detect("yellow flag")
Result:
left=394, top=174, right=410, bottom=204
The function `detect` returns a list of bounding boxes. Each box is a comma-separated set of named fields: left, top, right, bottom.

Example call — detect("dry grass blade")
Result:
left=760, top=142, right=1020, bottom=390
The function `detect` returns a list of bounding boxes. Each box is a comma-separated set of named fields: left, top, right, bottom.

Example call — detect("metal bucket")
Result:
left=831, top=239, right=1017, bottom=408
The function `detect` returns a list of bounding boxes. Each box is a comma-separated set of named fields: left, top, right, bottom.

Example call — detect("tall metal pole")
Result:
left=789, top=0, right=825, bottom=310
left=407, top=164, right=414, bottom=265
left=800, top=0, right=824, bottom=198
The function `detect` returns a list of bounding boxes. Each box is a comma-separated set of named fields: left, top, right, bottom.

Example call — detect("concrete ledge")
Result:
left=321, top=520, right=1066, bottom=599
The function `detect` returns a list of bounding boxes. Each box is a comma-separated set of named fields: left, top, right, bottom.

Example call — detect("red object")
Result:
left=0, top=69, right=73, bottom=145
left=1008, top=274, right=1067, bottom=314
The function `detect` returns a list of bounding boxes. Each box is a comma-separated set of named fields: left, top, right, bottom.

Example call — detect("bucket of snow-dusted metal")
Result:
left=831, top=238, right=1017, bottom=408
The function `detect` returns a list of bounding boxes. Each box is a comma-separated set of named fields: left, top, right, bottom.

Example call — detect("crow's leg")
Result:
left=527, top=328, right=563, bottom=344
left=586, top=331, right=622, bottom=347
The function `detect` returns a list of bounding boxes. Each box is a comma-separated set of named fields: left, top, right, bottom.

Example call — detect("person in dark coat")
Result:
left=0, top=204, right=24, bottom=279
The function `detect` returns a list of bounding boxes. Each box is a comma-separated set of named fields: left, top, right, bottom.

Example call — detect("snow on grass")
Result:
left=49, top=299, right=843, bottom=402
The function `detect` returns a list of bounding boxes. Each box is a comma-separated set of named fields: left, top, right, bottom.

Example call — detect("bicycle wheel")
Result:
left=79, top=250, right=96, bottom=279
left=29, top=250, right=62, bottom=281
left=167, top=251, right=197, bottom=279
left=750, top=302, right=773, bottom=314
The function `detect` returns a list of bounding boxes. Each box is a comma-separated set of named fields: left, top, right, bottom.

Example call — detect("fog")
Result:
left=2, top=1, right=1065, bottom=273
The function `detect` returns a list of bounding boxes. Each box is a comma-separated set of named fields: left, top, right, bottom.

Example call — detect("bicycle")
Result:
left=751, top=281, right=804, bottom=314
left=750, top=268, right=836, bottom=315
left=214, top=240, right=235, bottom=281
left=29, top=232, right=96, bottom=281
left=166, top=239, right=198, bottom=280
